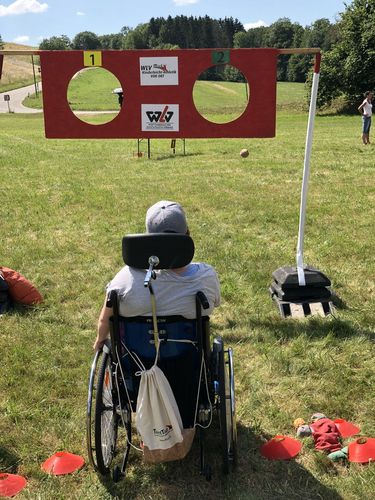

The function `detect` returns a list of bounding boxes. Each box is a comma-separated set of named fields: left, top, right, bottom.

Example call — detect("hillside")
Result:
left=0, top=42, right=39, bottom=90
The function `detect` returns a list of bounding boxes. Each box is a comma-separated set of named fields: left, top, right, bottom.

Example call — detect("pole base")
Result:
left=270, top=265, right=334, bottom=318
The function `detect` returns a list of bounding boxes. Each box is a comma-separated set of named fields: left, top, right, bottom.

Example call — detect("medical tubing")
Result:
left=114, top=346, right=143, bottom=453
left=120, top=341, right=146, bottom=373
left=193, top=293, right=213, bottom=428
left=193, top=354, right=213, bottom=429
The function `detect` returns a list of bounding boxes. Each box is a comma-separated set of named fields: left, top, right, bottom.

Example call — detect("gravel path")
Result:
left=0, top=83, right=43, bottom=113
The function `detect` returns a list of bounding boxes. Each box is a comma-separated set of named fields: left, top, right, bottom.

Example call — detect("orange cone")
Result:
left=0, top=473, right=27, bottom=497
left=260, top=435, right=302, bottom=460
left=41, top=452, right=84, bottom=475
left=333, top=419, right=360, bottom=438
left=348, top=438, right=375, bottom=464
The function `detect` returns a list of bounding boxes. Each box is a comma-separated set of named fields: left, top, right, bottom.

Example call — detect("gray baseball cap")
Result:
left=145, top=200, right=188, bottom=234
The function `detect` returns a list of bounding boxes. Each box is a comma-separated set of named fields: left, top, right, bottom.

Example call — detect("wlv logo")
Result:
left=146, top=106, right=174, bottom=123
left=142, top=104, right=179, bottom=131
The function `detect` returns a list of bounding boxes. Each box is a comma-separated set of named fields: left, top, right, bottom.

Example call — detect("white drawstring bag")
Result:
left=136, top=363, right=195, bottom=463
left=134, top=290, right=196, bottom=463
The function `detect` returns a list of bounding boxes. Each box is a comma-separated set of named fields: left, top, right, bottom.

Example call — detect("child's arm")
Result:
left=94, top=296, right=113, bottom=351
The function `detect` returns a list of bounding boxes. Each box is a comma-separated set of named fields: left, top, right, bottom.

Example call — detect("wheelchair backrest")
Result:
left=111, top=315, right=209, bottom=427
left=119, top=315, right=202, bottom=361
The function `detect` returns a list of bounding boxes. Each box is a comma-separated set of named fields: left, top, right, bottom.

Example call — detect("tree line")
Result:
left=37, top=16, right=244, bottom=51
left=1, top=1, right=373, bottom=109
left=36, top=15, right=337, bottom=84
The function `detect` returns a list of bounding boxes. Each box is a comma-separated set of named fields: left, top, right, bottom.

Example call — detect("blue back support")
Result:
left=119, top=316, right=198, bottom=359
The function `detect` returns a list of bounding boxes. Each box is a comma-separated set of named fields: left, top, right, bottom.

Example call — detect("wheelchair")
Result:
left=86, top=233, right=237, bottom=481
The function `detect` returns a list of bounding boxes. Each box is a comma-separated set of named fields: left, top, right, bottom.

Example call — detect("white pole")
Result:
left=296, top=54, right=321, bottom=286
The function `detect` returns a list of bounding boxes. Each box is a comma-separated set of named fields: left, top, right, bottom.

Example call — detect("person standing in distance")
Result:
left=358, top=91, right=373, bottom=145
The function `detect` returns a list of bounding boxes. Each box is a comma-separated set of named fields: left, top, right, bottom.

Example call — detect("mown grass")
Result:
left=0, top=95, right=374, bottom=499
left=0, top=78, right=40, bottom=93
left=23, top=68, right=121, bottom=112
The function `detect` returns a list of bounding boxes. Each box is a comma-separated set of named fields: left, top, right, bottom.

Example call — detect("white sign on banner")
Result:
left=140, top=57, right=179, bottom=86
left=141, top=104, right=179, bottom=132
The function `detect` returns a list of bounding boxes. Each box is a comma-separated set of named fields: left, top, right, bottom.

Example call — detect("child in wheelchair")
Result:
left=87, top=200, right=236, bottom=480
left=94, top=200, right=220, bottom=351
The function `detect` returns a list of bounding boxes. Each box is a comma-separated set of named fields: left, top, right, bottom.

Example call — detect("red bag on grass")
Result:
left=0, top=266, right=43, bottom=305
left=310, top=418, right=341, bottom=453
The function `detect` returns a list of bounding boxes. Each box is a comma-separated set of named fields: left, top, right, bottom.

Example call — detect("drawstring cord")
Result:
left=149, top=284, right=160, bottom=365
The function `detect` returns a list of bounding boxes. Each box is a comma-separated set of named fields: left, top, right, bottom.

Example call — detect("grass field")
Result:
left=1, top=84, right=375, bottom=500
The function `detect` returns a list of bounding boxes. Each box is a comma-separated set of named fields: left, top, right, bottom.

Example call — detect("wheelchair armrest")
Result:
left=106, top=290, right=117, bottom=308
left=196, top=291, right=210, bottom=310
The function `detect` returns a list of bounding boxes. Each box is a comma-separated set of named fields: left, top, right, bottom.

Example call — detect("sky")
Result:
left=0, top=0, right=349, bottom=46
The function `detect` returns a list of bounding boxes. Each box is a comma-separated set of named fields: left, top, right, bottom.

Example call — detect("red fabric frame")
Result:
left=40, top=48, right=278, bottom=139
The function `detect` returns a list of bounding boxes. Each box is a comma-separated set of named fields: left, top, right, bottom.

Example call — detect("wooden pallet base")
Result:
left=271, top=294, right=333, bottom=319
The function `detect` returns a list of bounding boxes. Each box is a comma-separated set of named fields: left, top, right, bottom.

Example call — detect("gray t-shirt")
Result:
left=107, top=263, right=220, bottom=318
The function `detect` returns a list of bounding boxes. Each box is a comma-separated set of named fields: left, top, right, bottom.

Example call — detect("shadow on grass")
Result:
left=219, top=315, right=375, bottom=343
left=0, top=447, right=21, bottom=474
left=331, top=292, right=348, bottom=310
left=95, top=423, right=342, bottom=499
left=154, top=152, right=202, bottom=161
left=1, top=303, right=43, bottom=317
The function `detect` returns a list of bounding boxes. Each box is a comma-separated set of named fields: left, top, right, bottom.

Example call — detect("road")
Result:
left=0, top=83, right=42, bottom=113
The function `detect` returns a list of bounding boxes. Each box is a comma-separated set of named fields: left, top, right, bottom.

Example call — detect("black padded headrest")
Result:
left=122, top=233, right=195, bottom=270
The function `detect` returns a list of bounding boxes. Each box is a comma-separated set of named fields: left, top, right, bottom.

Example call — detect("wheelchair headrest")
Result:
left=122, top=233, right=195, bottom=269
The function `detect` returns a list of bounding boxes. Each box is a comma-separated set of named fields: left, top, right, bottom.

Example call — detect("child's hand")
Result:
left=93, top=335, right=106, bottom=351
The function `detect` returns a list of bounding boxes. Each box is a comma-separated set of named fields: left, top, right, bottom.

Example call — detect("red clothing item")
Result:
left=0, top=267, right=42, bottom=305
left=310, top=418, right=341, bottom=452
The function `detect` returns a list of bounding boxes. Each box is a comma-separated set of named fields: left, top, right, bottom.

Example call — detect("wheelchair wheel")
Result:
left=87, top=350, right=101, bottom=471
left=225, top=347, right=237, bottom=467
left=87, top=347, right=132, bottom=478
left=94, top=350, right=119, bottom=475
left=216, top=339, right=237, bottom=474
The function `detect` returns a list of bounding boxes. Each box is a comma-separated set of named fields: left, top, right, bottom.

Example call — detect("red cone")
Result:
left=333, top=419, right=360, bottom=438
left=41, top=452, right=85, bottom=475
left=348, top=437, right=375, bottom=464
left=0, top=473, right=27, bottom=497
left=260, top=435, right=302, bottom=460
